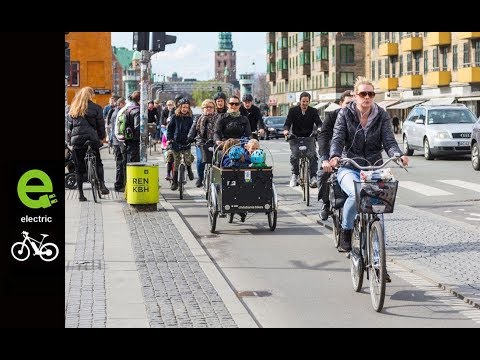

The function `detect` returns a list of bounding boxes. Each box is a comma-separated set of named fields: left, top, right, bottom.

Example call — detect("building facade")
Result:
left=112, top=46, right=136, bottom=98
left=367, top=32, right=480, bottom=117
left=65, top=32, right=113, bottom=107
left=266, top=32, right=366, bottom=116
left=214, top=32, right=238, bottom=87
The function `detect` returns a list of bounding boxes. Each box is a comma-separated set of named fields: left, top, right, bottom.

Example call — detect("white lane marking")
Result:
left=437, top=180, right=480, bottom=193
left=398, top=181, right=453, bottom=196
left=465, top=217, right=480, bottom=221
left=469, top=213, right=480, bottom=217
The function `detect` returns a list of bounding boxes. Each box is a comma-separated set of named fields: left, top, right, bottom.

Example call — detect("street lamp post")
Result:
left=139, top=50, right=151, bottom=162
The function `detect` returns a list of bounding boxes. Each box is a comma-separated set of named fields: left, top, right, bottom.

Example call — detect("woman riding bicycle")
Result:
left=214, top=95, right=252, bottom=146
left=329, top=76, right=409, bottom=254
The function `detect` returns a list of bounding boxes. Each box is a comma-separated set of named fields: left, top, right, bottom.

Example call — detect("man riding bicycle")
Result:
left=329, top=77, right=409, bottom=258
left=283, top=92, right=322, bottom=187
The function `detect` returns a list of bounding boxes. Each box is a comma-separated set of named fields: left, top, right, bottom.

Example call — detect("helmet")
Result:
left=177, top=98, right=190, bottom=106
left=213, top=92, right=227, bottom=101
left=228, top=145, right=244, bottom=161
left=174, top=94, right=183, bottom=104
left=250, top=149, right=266, bottom=164
left=242, top=93, right=253, bottom=102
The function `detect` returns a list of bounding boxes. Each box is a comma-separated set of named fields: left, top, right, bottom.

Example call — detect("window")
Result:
left=391, top=56, right=397, bottom=76
left=340, top=44, right=354, bottom=64
left=321, top=46, right=328, bottom=60
left=463, top=42, right=470, bottom=65
left=475, top=40, right=480, bottom=66
left=407, top=53, right=412, bottom=73
left=378, top=60, right=382, bottom=78
left=442, top=47, right=448, bottom=70
left=384, top=32, right=390, bottom=42
left=69, top=61, right=79, bottom=86
left=343, top=32, right=354, bottom=37
left=378, top=32, right=381, bottom=44
left=433, top=48, right=438, bottom=69
left=414, top=52, right=420, bottom=74
left=384, top=58, right=389, bottom=77
left=372, top=61, right=375, bottom=81
left=340, top=72, right=354, bottom=86
left=267, top=42, right=274, bottom=54
left=371, top=32, right=375, bottom=49
left=453, top=45, right=458, bottom=70
left=423, top=50, right=428, bottom=73
left=399, top=55, right=403, bottom=76
left=324, top=73, right=329, bottom=87
left=331, top=45, right=335, bottom=61
left=282, top=59, right=288, bottom=70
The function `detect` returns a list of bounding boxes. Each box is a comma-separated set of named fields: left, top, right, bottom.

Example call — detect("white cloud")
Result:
left=154, top=43, right=197, bottom=60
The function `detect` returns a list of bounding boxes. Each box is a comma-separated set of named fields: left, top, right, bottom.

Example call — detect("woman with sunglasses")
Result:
left=329, top=76, right=409, bottom=258
left=213, top=95, right=252, bottom=146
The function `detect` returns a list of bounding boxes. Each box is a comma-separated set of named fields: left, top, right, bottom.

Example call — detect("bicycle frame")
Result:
left=20, top=233, right=48, bottom=255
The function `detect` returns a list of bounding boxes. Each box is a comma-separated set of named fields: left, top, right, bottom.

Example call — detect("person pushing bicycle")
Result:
left=329, top=77, right=409, bottom=263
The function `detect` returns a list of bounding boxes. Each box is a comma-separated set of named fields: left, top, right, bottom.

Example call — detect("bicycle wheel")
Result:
left=228, top=213, right=234, bottom=223
left=332, top=208, right=341, bottom=248
left=88, top=159, right=98, bottom=203
left=65, top=173, right=77, bottom=189
left=208, top=184, right=218, bottom=233
left=368, top=220, right=386, bottom=312
left=305, top=162, right=310, bottom=206
left=350, top=216, right=364, bottom=292
left=267, top=210, right=277, bottom=231
left=179, top=163, right=185, bottom=200
left=39, top=243, right=59, bottom=262
left=300, top=160, right=306, bottom=201
left=11, top=242, right=30, bottom=261
left=203, top=165, right=211, bottom=200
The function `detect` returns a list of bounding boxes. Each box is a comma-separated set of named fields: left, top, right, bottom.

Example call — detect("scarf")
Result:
left=227, top=110, right=241, bottom=117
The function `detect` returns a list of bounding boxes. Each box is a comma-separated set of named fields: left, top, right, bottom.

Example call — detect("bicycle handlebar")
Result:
left=339, top=154, right=407, bottom=171
left=284, top=131, right=318, bottom=141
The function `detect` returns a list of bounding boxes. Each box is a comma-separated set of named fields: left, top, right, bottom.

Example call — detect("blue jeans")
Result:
left=337, top=167, right=385, bottom=233
left=196, top=146, right=205, bottom=182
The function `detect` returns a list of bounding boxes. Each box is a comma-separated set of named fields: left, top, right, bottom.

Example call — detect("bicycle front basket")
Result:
left=201, top=143, right=214, bottom=164
left=354, top=180, right=398, bottom=214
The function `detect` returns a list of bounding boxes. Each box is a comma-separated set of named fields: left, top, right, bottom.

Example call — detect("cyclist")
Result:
left=329, top=76, right=409, bottom=259
left=317, top=90, right=354, bottom=220
left=213, top=92, right=228, bottom=115
left=240, top=93, right=265, bottom=139
left=167, top=98, right=195, bottom=190
left=188, top=98, right=220, bottom=187
left=214, top=95, right=251, bottom=146
left=67, top=86, right=110, bottom=201
left=283, top=91, right=322, bottom=187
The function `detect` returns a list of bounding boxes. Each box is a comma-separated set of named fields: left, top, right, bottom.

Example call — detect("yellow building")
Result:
left=66, top=32, right=113, bottom=108
left=367, top=32, right=480, bottom=116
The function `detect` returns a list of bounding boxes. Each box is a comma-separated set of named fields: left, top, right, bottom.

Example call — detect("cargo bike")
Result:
left=206, top=147, right=278, bottom=233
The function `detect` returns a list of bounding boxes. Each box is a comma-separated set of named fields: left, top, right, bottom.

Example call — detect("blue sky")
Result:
left=111, top=32, right=267, bottom=81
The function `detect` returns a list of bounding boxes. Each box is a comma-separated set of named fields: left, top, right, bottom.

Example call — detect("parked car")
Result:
left=471, top=116, right=480, bottom=170
left=263, top=116, right=287, bottom=139
left=402, top=104, right=477, bottom=160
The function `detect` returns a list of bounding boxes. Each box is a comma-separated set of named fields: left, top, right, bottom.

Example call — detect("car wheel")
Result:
left=403, top=135, right=414, bottom=156
left=472, top=142, right=480, bottom=171
left=424, top=138, right=435, bottom=160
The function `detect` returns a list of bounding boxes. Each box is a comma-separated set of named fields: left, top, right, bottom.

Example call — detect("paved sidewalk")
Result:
left=65, top=147, right=257, bottom=328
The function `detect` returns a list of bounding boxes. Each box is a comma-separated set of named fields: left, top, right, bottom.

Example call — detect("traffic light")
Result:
left=133, top=32, right=149, bottom=51
left=65, top=41, right=70, bottom=78
left=217, top=86, right=222, bottom=92
left=152, top=32, right=177, bottom=52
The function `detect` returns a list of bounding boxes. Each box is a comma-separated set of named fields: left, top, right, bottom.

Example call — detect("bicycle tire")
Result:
left=300, top=159, right=306, bottom=201
left=368, top=220, right=386, bottom=312
left=39, top=243, right=59, bottom=262
left=203, top=165, right=211, bottom=200
left=228, top=213, right=234, bottom=223
left=267, top=210, right=277, bottom=231
left=332, top=208, right=341, bottom=248
left=350, top=216, right=364, bottom=292
left=305, top=161, right=310, bottom=206
left=11, top=242, right=30, bottom=261
left=208, top=184, right=218, bottom=233
left=88, top=159, right=98, bottom=203
left=179, top=163, right=185, bottom=200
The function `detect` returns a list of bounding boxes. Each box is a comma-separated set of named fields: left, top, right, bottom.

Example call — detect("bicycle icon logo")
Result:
left=11, top=231, right=59, bottom=262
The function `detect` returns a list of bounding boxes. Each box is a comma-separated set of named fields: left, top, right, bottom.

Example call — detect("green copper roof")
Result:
left=218, top=32, right=233, bottom=51
left=113, top=46, right=135, bottom=69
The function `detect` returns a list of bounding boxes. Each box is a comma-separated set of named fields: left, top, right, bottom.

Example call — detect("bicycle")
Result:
left=201, top=140, right=215, bottom=200
left=84, top=140, right=102, bottom=203
left=11, top=231, right=59, bottom=262
left=169, top=140, right=194, bottom=200
left=327, top=169, right=348, bottom=249
left=338, top=154, right=406, bottom=312
left=285, top=132, right=317, bottom=206
left=147, top=123, right=157, bottom=156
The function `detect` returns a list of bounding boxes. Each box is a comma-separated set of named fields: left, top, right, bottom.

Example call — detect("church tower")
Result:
left=214, top=32, right=237, bottom=86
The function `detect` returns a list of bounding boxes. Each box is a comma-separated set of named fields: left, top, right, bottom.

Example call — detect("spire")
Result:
left=218, top=32, right=233, bottom=51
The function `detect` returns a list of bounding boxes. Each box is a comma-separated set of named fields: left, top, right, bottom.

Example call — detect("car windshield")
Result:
left=266, top=117, right=286, bottom=126
left=428, top=109, right=477, bottom=124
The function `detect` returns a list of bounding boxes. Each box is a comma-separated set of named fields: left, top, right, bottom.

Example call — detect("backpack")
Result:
left=115, top=105, right=139, bottom=140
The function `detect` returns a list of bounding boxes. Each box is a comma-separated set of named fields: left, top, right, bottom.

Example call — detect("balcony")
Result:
left=378, top=77, right=399, bottom=90
left=425, top=69, right=451, bottom=86
left=278, top=48, right=288, bottom=59
left=401, top=36, right=423, bottom=52
left=319, top=59, right=329, bottom=72
left=267, top=72, right=276, bottom=83
left=426, top=32, right=451, bottom=46
left=277, top=69, right=289, bottom=80
left=267, top=32, right=275, bottom=43
left=299, top=64, right=311, bottom=76
left=458, top=32, right=480, bottom=40
left=378, top=42, right=398, bottom=57
left=399, top=73, right=423, bottom=88
left=458, top=65, right=480, bottom=83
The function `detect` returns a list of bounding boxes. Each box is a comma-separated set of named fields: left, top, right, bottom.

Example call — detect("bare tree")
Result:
left=254, top=73, right=269, bottom=105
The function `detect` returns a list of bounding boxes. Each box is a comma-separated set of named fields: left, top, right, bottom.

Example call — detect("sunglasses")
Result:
left=229, top=102, right=240, bottom=106
left=357, top=91, right=376, bottom=98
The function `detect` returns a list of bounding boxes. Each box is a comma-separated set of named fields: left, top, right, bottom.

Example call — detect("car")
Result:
left=263, top=116, right=287, bottom=140
left=402, top=104, right=477, bottom=160
left=471, top=116, right=480, bottom=170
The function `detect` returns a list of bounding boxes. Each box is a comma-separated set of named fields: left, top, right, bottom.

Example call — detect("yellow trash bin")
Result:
left=125, top=162, right=159, bottom=204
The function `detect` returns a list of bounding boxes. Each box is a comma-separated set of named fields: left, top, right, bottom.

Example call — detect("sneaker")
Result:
left=338, top=228, right=352, bottom=252
left=289, top=174, right=299, bottom=187
left=195, top=179, right=203, bottom=188
left=309, top=176, right=317, bottom=188
left=320, top=202, right=330, bottom=221
left=79, top=195, right=87, bottom=202
left=165, top=173, right=172, bottom=180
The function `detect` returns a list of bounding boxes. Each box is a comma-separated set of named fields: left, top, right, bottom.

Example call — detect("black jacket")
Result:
left=330, top=102, right=403, bottom=169
left=67, top=100, right=104, bottom=148
left=317, top=108, right=341, bottom=162
left=214, top=114, right=251, bottom=142
left=240, top=104, right=265, bottom=132
left=284, top=105, right=322, bottom=137
left=167, top=114, right=194, bottom=151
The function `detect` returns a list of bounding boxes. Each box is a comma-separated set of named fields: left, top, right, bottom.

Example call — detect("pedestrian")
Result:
left=110, top=97, right=127, bottom=192
left=67, top=86, right=110, bottom=201
left=317, top=90, right=354, bottom=220
left=283, top=92, right=322, bottom=188
left=392, top=116, right=400, bottom=134
left=124, top=91, right=141, bottom=163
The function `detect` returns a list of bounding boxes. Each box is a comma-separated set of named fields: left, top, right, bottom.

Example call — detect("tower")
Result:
left=214, top=32, right=237, bottom=86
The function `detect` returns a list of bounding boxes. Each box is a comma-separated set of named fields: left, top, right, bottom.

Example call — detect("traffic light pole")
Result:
left=139, top=50, right=151, bottom=162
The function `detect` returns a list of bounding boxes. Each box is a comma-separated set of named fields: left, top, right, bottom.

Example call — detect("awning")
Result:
left=314, top=102, right=329, bottom=109
left=457, top=96, right=480, bottom=102
left=376, top=100, right=400, bottom=109
left=420, top=97, right=456, bottom=105
left=324, top=102, right=341, bottom=112
left=387, top=100, right=425, bottom=110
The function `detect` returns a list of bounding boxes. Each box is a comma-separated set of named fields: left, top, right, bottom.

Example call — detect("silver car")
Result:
left=471, top=116, right=480, bottom=171
left=402, top=104, right=477, bottom=160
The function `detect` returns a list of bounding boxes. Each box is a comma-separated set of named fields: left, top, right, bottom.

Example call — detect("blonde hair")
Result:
left=166, top=100, right=175, bottom=106
left=201, top=99, right=216, bottom=110
left=354, top=76, right=374, bottom=93
left=68, top=87, right=94, bottom=118
left=222, top=138, right=240, bottom=152
left=245, top=138, right=260, bottom=153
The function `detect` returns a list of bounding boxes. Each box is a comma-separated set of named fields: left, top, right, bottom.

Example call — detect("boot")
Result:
left=96, top=166, right=110, bottom=195
left=187, top=165, right=194, bottom=181
left=171, top=170, right=179, bottom=191
left=76, top=174, right=87, bottom=202
left=320, top=201, right=330, bottom=221
left=165, top=162, right=173, bottom=180
left=338, top=228, right=352, bottom=252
